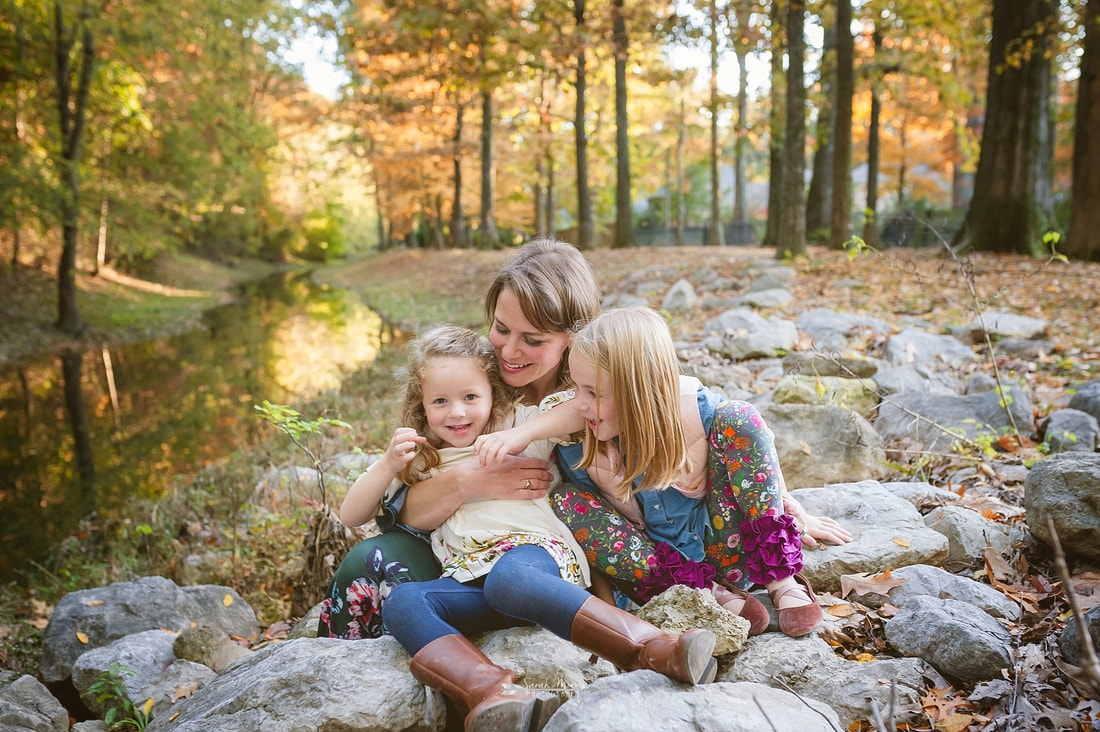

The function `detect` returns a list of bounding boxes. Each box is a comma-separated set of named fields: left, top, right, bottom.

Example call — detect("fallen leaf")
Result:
left=172, top=681, right=200, bottom=702
left=169, top=712, right=181, bottom=722
left=25, top=618, right=48, bottom=630
left=854, top=653, right=876, bottom=662
left=840, top=569, right=909, bottom=598
left=828, top=603, right=855, bottom=618
left=142, top=697, right=154, bottom=715
left=222, top=594, right=234, bottom=607
left=893, top=537, right=910, bottom=547
left=798, top=439, right=813, bottom=455
left=984, top=547, right=1017, bottom=583
left=76, top=631, right=89, bottom=644
left=935, top=713, right=975, bottom=732
left=84, top=599, right=105, bottom=607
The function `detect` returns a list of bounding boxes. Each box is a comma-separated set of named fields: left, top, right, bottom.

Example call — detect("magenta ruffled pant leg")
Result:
left=704, top=400, right=803, bottom=587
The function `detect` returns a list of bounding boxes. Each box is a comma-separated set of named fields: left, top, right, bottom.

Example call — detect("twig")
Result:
left=753, top=696, right=779, bottom=732
left=769, top=675, right=843, bottom=731
left=1044, top=514, right=1100, bottom=696
left=886, top=679, right=897, bottom=732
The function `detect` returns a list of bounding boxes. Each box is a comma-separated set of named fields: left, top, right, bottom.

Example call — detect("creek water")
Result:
left=0, top=271, right=401, bottom=581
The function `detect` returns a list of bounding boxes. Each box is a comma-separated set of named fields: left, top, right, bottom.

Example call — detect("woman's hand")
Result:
left=456, top=453, right=554, bottom=499
left=783, top=494, right=853, bottom=547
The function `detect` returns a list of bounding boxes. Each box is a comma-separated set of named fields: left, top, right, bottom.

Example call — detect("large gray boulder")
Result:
left=875, top=385, right=1034, bottom=453
left=544, top=672, right=842, bottom=731
left=760, top=404, right=887, bottom=490
left=0, top=672, right=70, bottom=732
left=1040, top=408, right=1100, bottom=453
left=1025, top=453, right=1100, bottom=562
left=884, top=596, right=1012, bottom=684
left=844, top=564, right=1020, bottom=621
left=40, top=577, right=259, bottom=685
left=884, top=328, right=977, bottom=368
left=790, top=482, right=950, bottom=593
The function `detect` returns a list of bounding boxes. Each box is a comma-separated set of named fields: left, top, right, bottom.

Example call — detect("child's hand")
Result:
left=474, top=429, right=531, bottom=467
left=383, top=427, right=425, bottom=472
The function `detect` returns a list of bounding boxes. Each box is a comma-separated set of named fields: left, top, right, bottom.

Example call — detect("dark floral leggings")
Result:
left=551, top=400, right=802, bottom=602
left=317, top=532, right=441, bottom=639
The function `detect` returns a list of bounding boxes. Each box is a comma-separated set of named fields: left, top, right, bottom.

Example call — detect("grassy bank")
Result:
left=0, top=252, right=291, bottom=366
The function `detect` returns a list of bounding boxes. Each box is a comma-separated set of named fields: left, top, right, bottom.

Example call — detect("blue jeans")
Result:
left=382, top=544, right=591, bottom=655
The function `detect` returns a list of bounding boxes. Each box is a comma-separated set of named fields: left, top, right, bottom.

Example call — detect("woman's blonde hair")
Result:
left=484, top=238, right=601, bottom=390
left=570, top=307, right=689, bottom=497
left=396, top=324, right=515, bottom=485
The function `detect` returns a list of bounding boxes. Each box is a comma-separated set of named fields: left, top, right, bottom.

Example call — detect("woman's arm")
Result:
left=398, top=453, right=555, bottom=531
left=340, top=427, right=424, bottom=527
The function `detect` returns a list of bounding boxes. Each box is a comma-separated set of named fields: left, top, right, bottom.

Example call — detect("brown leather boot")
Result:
left=569, top=597, right=716, bottom=684
left=713, top=583, right=770, bottom=637
left=408, top=634, right=560, bottom=732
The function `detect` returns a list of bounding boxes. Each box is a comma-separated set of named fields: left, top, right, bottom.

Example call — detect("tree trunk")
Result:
left=94, top=196, right=108, bottom=273
left=805, top=21, right=835, bottom=236
left=953, top=0, right=1056, bottom=255
left=479, top=85, right=497, bottom=248
left=761, top=0, right=785, bottom=251
left=707, top=0, right=725, bottom=246
left=828, top=0, right=853, bottom=250
left=776, top=0, right=806, bottom=259
left=676, top=98, right=685, bottom=247
left=733, top=4, right=751, bottom=226
left=1066, top=0, right=1099, bottom=260
left=547, top=148, right=556, bottom=237
left=574, top=0, right=594, bottom=250
left=61, top=352, right=96, bottom=505
left=862, top=27, right=882, bottom=247
left=612, top=0, right=635, bottom=248
left=451, top=101, right=467, bottom=248
left=54, top=3, right=94, bottom=334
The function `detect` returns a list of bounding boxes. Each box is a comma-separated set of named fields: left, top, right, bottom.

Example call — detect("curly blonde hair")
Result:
left=396, top=325, right=516, bottom=485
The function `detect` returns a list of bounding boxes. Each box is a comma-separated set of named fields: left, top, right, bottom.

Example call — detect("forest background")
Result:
left=1, top=0, right=1100, bottom=723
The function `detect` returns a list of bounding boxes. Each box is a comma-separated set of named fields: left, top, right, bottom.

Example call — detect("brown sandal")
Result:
left=768, top=574, right=822, bottom=637
left=713, top=584, right=769, bottom=636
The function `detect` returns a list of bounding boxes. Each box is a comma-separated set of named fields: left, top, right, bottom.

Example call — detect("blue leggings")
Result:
left=382, top=544, right=591, bottom=655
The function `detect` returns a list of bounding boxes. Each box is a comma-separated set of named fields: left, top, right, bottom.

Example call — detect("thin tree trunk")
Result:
left=574, top=0, right=594, bottom=250
left=733, top=4, right=751, bottom=227
left=829, top=0, right=853, bottom=250
left=61, top=352, right=95, bottom=505
left=708, top=0, right=725, bottom=246
left=776, top=0, right=805, bottom=259
left=1066, top=0, right=1100, bottom=260
left=664, top=148, right=672, bottom=246
left=547, top=149, right=556, bottom=238
left=805, top=21, right=835, bottom=236
left=676, top=98, right=685, bottom=247
left=452, top=101, right=467, bottom=248
left=762, top=0, right=785, bottom=251
left=95, top=196, right=108, bottom=273
left=862, top=27, right=882, bottom=247
left=479, top=85, right=497, bottom=247
left=612, top=0, right=635, bottom=248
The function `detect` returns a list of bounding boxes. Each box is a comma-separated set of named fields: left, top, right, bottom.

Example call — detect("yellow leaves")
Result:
left=893, top=537, right=911, bottom=548
left=223, top=594, right=234, bottom=607
left=828, top=603, right=856, bottom=618
left=142, top=697, right=155, bottom=715
left=854, top=653, right=876, bottom=662
left=76, top=631, right=89, bottom=644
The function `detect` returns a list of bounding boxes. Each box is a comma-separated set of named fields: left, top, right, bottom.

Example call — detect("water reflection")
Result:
left=0, top=271, right=396, bottom=579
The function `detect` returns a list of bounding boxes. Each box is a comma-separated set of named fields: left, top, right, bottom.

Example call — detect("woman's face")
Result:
left=488, top=288, right=570, bottom=402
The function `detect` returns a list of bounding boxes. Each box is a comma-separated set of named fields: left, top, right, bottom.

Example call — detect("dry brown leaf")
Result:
left=828, top=603, right=855, bottom=618
left=169, top=712, right=181, bottom=722
left=839, top=569, right=909, bottom=598
left=892, top=537, right=910, bottom=547
left=25, top=618, right=48, bottom=630
left=935, top=713, right=975, bottom=732
left=29, top=598, right=52, bottom=619
left=172, top=681, right=200, bottom=702
left=84, top=599, right=105, bottom=607
left=854, top=653, right=876, bottom=662
left=983, top=547, right=1017, bottom=583
left=76, top=631, right=89, bottom=644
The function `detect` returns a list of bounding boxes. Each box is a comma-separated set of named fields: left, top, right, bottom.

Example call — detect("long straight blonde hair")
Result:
left=570, top=308, right=690, bottom=498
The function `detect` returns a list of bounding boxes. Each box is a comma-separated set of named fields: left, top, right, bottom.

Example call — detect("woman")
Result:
left=319, top=239, right=849, bottom=638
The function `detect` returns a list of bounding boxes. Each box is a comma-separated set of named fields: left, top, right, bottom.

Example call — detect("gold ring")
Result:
left=524, top=479, right=532, bottom=490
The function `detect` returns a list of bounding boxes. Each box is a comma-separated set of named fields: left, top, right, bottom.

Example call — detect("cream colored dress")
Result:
left=425, top=401, right=590, bottom=587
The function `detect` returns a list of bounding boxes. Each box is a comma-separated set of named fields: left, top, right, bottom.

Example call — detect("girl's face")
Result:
left=488, top=288, right=570, bottom=402
left=421, top=356, right=494, bottom=449
left=568, top=350, right=620, bottom=442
